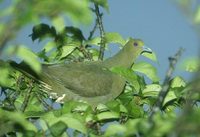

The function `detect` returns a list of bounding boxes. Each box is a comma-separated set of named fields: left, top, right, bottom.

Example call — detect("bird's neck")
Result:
left=103, top=45, right=137, bottom=69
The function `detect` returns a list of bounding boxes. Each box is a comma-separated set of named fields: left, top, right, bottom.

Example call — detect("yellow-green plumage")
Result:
left=9, top=38, right=148, bottom=107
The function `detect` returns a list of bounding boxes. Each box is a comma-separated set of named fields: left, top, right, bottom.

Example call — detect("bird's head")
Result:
left=127, top=38, right=152, bottom=56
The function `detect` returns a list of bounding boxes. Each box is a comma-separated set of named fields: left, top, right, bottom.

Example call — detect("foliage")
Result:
left=0, top=0, right=200, bottom=137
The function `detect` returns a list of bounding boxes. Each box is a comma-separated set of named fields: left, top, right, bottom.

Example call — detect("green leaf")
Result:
left=105, top=124, right=127, bottom=136
left=0, top=5, right=14, bottom=18
left=32, top=0, right=92, bottom=24
left=180, top=57, right=200, bottom=72
left=142, top=52, right=157, bottom=62
left=143, top=84, right=177, bottom=107
left=126, top=101, right=144, bottom=118
left=125, top=119, right=143, bottom=135
left=85, top=32, right=126, bottom=46
left=105, top=32, right=126, bottom=45
left=37, top=119, right=48, bottom=131
left=132, top=62, right=159, bottom=82
left=118, top=91, right=134, bottom=106
left=163, top=90, right=177, bottom=107
left=96, top=111, right=120, bottom=121
left=170, top=76, right=186, bottom=88
left=43, top=41, right=57, bottom=52
left=110, top=67, right=140, bottom=91
left=52, top=16, right=65, bottom=31
left=62, top=26, right=85, bottom=41
left=85, top=37, right=101, bottom=46
left=0, top=109, right=37, bottom=136
left=49, top=121, right=67, bottom=137
left=142, top=84, right=162, bottom=97
left=194, top=6, right=200, bottom=24
left=30, top=23, right=57, bottom=41
left=106, top=100, right=121, bottom=112
left=60, top=46, right=76, bottom=59
left=42, top=112, right=87, bottom=134
left=0, top=66, right=15, bottom=87
left=60, top=114, right=87, bottom=134
left=62, top=101, right=91, bottom=114
left=24, top=97, right=44, bottom=112
left=24, top=111, right=46, bottom=118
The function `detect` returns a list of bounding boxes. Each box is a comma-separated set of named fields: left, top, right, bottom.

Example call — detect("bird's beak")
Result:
left=141, top=46, right=152, bottom=54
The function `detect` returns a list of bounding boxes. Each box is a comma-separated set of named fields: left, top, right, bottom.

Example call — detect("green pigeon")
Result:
left=8, top=38, right=152, bottom=107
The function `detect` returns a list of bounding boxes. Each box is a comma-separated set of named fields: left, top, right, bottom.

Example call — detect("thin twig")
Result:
left=88, top=18, right=98, bottom=41
left=20, top=80, right=34, bottom=112
left=77, top=18, right=99, bottom=61
left=149, top=48, right=184, bottom=120
left=94, top=4, right=106, bottom=61
left=76, top=9, right=99, bottom=61
left=66, top=18, right=98, bottom=61
left=77, top=46, right=93, bottom=61
left=35, top=92, right=53, bottom=111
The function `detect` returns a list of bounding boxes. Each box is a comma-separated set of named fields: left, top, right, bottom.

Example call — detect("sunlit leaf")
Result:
left=142, top=52, right=157, bottom=62
left=181, top=57, right=200, bottom=72
left=163, top=90, right=177, bottom=106
left=105, top=32, right=126, bottom=45
left=132, top=62, right=159, bottom=82
left=96, top=111, right=119, bottom=121
left=142, top=84, right=162, bottom=97
left=60, top=46, right=76, bottom=59
left=171, top=76, right=186, bottom=88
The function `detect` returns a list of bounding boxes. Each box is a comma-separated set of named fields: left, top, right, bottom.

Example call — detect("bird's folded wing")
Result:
left=41, top=62, right=125, bottom=97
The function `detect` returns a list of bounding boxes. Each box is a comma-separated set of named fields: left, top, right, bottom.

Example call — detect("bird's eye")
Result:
left=133, top=42, right=138, bottom=47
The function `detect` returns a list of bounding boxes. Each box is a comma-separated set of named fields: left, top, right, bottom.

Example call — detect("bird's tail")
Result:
left=0, top=59, right=40, bottom=79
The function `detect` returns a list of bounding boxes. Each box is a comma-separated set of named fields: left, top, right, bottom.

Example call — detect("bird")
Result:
left=7, top=38, right=152, bottom=107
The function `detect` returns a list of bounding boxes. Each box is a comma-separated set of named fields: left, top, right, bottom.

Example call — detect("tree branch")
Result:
left=94, top=4, right=106, bottom=61
left=76, top=18, right=99, bottom=61
left=149, top=48, right=184, bottom=120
